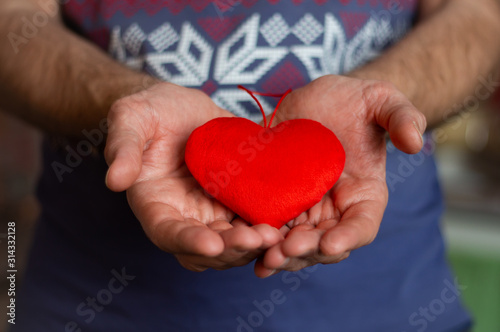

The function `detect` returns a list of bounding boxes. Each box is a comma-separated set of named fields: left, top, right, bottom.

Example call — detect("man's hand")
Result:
left=254, top=75, right=426, bottom=277
left=105, top=82, right=283, bottom=271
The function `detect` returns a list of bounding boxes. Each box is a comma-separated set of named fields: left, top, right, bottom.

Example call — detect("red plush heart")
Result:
left=184, top=87, right=345, bottom=228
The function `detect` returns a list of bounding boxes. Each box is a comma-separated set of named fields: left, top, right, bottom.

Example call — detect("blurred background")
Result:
left=436, top=94, right=500, bottom=332
left=0, top=92, right=499, bottom=331
left=0, top=112, right=41, bottom=330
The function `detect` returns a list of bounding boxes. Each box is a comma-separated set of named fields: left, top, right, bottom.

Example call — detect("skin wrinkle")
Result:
left=340, top=184, right=385, bottom=215
left=122, top=98, right=160, bottom=142
left=176, top=189, right=207, bottom=220
left=144, top=207, right=177, bottom=251
left=303, top=197, right=331, bottom=224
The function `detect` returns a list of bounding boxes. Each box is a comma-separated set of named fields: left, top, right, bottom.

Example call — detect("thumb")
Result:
left=104, top=105, right=147, bottom=192
left=372, top=88, right=427, bottom=154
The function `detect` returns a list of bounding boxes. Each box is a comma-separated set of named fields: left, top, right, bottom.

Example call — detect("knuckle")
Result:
left=109, top=97, right=137, bottom=116
left=319, top=241, right=345, bottom=258
left=376, top=80, right=397, bottom=92
left=367, top=80, right=398, bottom=99
left=110, top=89, right=152, bottom=118
left=190, top=87, right=206, bottom=98
left=107, top=101, right=129, bottom=126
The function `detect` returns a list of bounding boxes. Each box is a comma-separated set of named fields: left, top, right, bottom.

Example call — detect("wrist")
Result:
left=66, top=67, right=161, bottom=138
left=102, top=73, right=161, bottom=112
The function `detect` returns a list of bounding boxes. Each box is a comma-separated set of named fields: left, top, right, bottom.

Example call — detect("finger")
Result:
left=177, top=248, right=262, bottom=271
left=207, top=220, right=233, bottom=232
left=319, top=199, right=384, bottom=257
left=280, top=251, right=351, bottom=271
left=257, top=224, right=315, bottom=272
left=384, top=104, right=425, bottom=154
left=231, top=218, right=252, bottom=227
left=254, top=257, right=278, bottom=278
left=180, top=221, right=276, bottom=270
left=251, top=224, right=284, bottom=249
left=175, top=255, right=211, bottom=272
left=136, top=200, right=225, bottom=257
left=156, top=220, right=225, bottom=257
left=230, top=219, right=284, bottom=249
left=370, top=84, right=427, bottom=154
left=255, top=239, right=320, bottom=277
left=219, top=224, right=263, bottom=251
left=176, top=223, right=269, bottom=271
left=281, top=224, right=321, bottom=257
left=269, top=257, right=314, bottom=272
left=257, top=221, right=346, bottom=276
left=260, top=242, right=288, bottom=270
left=279, top=224, right=292, bottom=237
left=315, top=219, right=339, bottom=231
left=255, top=246, right=351, bottom=277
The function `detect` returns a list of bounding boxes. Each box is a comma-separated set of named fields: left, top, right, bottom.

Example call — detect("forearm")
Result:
left=349, top=0, right=500, bottom=127
left=0, top=2, right=157, bottom=137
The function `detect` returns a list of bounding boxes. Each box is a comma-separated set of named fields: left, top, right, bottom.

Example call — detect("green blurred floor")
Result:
left=443, top=209, right=500, bottom=332
left=436, top=136, right=500, bottom=332
left=448, top=252, right=500, bottom=332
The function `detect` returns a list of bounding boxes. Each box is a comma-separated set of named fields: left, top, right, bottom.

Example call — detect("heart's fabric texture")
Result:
left=185, top=117, right=345, bottom=228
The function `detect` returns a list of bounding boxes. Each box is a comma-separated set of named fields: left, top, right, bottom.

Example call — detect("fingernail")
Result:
left=413, top=121, right=424, bottom=145
left=105, top=169, right=110, bottom=188
left=279, top=257, right=290, bottom=269
left=263, top=269, right=277, bottom=278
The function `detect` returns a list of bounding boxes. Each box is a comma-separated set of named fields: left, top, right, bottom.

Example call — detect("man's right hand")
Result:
left=104, top=82, right=283, bottom=272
